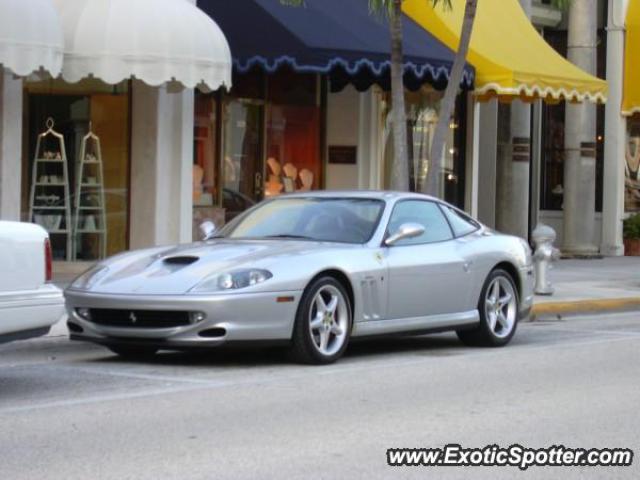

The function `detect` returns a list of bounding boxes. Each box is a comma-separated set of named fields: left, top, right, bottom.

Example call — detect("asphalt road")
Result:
left=1, top=313, right=639, bottom=480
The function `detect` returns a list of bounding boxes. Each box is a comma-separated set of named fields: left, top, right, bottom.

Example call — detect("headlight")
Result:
left=70, top=265, right=110, bottom=290
left=190, top=269, right=273, bottom=293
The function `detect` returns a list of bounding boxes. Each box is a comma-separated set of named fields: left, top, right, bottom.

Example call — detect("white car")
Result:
left=0, top=221, right=64, bottom=345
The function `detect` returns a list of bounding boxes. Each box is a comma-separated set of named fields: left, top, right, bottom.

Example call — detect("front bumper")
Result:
left=64, top=289, right=302, bottom=349
left=0, top=284, right=64, bottom=339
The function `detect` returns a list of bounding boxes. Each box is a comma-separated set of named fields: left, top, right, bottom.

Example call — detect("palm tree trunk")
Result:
left=424, top=0, right=477, bottom=197
left=389, top=0, right=409, bottom=191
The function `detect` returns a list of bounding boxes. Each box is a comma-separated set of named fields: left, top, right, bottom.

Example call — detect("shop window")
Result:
left=539, top=28, right=605, bottom=212
left=193, top=93, right=226, bottom=233
left=382, top=86, right=465, bottom=208
left=265, top=71, right=321, bottom=196
left=23, top=79, right=130, bottom=261
left=222, top=100, right=264, bottom=210
left=626, top=114, right=640, bottom=212
left=216, top=70, right=323, bottom=221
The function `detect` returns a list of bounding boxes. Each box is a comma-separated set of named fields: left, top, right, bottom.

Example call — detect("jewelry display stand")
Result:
left=74, top=125, right=107, bottom=260
left=28, top=118, right=72, bottom=261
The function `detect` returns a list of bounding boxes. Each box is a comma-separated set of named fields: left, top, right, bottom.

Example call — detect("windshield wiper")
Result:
left=263, top=234, right=316, bottom=240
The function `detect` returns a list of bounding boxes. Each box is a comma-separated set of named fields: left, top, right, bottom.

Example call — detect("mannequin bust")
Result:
left=283, top=162, right=298, bottom=180
left=626, top=137, right=640, bottom=180
left=299, top=169, right=314, bottom=191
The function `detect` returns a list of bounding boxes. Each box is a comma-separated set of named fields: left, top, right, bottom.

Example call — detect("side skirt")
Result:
left=351, top=310, right=479, bottom=338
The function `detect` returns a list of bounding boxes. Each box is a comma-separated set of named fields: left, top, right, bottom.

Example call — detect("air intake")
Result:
left=162, top=256, right=198, bottom=266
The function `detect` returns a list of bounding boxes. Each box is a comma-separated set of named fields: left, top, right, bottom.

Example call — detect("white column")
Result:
left=130, top=80, right=194, bottom=249
left=358, top=88, right=383, bottom=190
left=476, top=99, right=498, bottom=228
left=530, top=100, right=543, bottom=230
left=465, top=95, right=480, bottom=217
left=495, top=0, right=532, bottom=239
left=0, top=71, right=23, bottom=221
left=601, top=0, right=627, bottom=256
left=563, top=0, right=598, bottom=255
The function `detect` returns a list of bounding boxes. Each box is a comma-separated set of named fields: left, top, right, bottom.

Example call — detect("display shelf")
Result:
left=73, top=128, right=107, bottom=261
left=28, top=118, right=72, bottom=261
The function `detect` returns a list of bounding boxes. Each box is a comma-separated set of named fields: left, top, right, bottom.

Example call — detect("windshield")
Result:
left=218, top=197, right=384, bottom=244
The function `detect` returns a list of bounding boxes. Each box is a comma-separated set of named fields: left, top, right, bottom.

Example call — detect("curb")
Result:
left=530, top=297, right=640, bottom=320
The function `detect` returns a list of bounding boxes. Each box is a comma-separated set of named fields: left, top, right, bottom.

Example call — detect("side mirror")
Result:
left=385, top=222, right=425, bottom=246
left=199, top=221, right=217, bottom=241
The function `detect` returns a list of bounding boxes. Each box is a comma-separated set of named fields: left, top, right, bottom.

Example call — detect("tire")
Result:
left=290, top=276, right=352, bottom=365
left=457, top=269, right=519, bottom=347
left=107, top=345, right=159, bottom=359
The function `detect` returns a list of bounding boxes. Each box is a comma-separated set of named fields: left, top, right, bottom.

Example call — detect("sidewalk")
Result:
left=47, top=257, right=640, bottom=337
left=530, top=257, right=640, bottom=320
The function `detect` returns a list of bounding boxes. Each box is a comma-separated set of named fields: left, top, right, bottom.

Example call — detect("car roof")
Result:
left=280, top=190, right=441, bottom=202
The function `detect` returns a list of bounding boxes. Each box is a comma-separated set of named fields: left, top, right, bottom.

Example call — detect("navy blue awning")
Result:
left=198, top=0, right=474, bottom=92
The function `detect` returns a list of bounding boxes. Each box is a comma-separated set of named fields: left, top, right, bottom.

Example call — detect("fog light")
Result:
left=190, top=311, right=206, bottom=324
left=76, top=308, right=91, bottom=320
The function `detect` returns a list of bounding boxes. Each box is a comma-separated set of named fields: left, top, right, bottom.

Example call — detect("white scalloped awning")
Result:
left=52, top=0, right=232, bottom=91
left=0, top=0, right=63, bottom=77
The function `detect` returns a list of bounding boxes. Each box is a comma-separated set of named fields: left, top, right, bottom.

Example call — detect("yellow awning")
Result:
left=403, top=0, right=608, bottom=103
left=623, top=0, right=640, bottom=115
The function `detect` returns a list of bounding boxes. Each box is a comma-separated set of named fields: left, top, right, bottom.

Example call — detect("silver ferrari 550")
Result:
left=65, top=191, right=534, bottom=364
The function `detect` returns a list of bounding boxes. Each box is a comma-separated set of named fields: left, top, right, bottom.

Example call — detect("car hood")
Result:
left=75, top=239, right=341, bottom=295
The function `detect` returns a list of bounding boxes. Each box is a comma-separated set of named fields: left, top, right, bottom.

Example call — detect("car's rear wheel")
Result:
left=107, top=345, right=158, bottom=359
left=290, top=276, right=352, bottom=364
left=457, top=269, right=519, bottom=347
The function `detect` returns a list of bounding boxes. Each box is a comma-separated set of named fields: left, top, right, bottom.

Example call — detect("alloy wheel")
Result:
left=484, top=276, right=517, bottom=339
left=308, top=285, right=349, bottom=357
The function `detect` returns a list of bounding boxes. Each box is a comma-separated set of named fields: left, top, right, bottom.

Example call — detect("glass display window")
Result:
left=626, top=114, right=640, bottom=212
left=266, top=71, right=322, bottom=196
left=382, top=85, right=465, bottom=208
left=23, top=79, right=130, bottom=261
left=539, top=27, right=606, bottom=212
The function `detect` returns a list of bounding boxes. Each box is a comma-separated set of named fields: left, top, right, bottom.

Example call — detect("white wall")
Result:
left=325, top=86, right=359, bottom=190
left=130, top=80, right=194, bottom=248
left=0, top=71, right=23, bottom=221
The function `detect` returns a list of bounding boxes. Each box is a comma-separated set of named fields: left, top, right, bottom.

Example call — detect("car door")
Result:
left=384, top=200, right=475, bottom=320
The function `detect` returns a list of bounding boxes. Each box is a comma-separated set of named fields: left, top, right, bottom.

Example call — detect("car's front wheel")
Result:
left=457, top=269, right=519, bottom=347
left=290, top=276, right=352, bottom=364
left=107, top=345, right=158, bottom=360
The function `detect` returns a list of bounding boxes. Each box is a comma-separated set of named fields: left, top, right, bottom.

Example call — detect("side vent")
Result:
left=360, top=276, right=382, bottom=321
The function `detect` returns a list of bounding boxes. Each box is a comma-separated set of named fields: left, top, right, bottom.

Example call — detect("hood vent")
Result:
left=162, top=256, right=199, bottom=266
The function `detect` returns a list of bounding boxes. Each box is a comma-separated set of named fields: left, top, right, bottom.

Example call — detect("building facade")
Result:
left=1, top=0, right=637, bottom=275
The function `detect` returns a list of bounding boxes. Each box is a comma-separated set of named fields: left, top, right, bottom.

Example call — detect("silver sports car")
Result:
left=65, top=191, right=534, bottom=364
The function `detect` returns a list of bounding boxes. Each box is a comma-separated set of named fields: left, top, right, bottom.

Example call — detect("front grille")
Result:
left=87, top=309, right=191, bottom=328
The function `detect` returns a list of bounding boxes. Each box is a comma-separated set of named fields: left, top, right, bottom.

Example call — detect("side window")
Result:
left=387, top=200, right=453, bottom=245
left=441, top=205, right=479, bottom=237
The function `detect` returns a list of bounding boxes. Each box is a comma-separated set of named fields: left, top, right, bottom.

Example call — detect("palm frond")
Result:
left=549, top=0, right=572, bottom=11
left=368, top=0, right=452, bottom=18
left=279, top=0, right=305, bottom=6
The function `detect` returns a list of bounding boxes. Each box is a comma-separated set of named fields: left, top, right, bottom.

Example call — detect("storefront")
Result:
left=193, top=69, right=323, bottom=230
left=21, top=78, right=131, bottom=261
left=196, top=0, right=474, bottom=221
left=404, top=0, right=608, bottom=250
left=1, top=0, right=232, bottom=266
left=623, top=0, right=640, bottom=213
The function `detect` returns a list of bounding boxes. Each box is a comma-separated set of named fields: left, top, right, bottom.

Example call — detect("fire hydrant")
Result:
left=532, top=224, right=560, bottom=295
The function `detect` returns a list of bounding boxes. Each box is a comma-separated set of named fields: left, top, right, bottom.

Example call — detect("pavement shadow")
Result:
left=83, top=332, right=470, bottom=368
